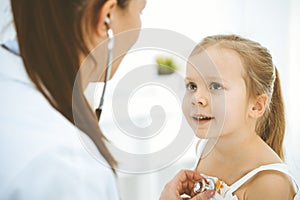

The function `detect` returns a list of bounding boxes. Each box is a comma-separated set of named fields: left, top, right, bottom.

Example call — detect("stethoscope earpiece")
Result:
left=104, top=17, right=110, bottom=25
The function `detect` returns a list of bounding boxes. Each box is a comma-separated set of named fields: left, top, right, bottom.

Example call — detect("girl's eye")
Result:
left=186, top=82, right=197, bottom=91
left=209, top=82, right=224, bottom=90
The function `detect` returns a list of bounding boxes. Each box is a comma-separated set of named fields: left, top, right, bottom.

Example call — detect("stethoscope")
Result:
left=1, top=37, right=20, bottom=56
left=95, top=17, right=114, bottom=121
left=193, top=177, right=216, bottom=194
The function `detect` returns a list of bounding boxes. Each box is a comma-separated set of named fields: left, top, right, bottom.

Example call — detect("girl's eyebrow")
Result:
left=185, top=76, right=222, bottom=80
left=185, top=76, right=228, bottom=84
left=206, top=76, right=228, bottom=83
left=185, top=77, right=193, bottom=81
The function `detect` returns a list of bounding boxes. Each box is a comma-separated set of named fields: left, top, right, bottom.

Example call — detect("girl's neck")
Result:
left=209, top=129, right=260, bottom=163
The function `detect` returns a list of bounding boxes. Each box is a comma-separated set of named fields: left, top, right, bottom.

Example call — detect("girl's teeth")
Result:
left=194, top=116, right=212, bottom=120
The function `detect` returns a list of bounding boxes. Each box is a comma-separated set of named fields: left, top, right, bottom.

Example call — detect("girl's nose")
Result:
left=192, top=92, right=208, bottom=107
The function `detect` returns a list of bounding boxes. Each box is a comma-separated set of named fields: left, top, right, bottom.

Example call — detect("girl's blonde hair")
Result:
left=193, top=35, right=285, bottom=159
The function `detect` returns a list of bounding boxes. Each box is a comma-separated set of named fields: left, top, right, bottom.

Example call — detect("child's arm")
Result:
left=245, top=170, right=295, bottom=200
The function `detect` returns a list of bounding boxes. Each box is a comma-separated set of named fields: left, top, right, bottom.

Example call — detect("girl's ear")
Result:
left=96, top=0, right=117, bottom=37
left=248, top=94, right=268, bottom=119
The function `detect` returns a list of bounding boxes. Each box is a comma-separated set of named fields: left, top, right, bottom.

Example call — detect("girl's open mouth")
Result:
left=192, top=114, right=215, bottom=124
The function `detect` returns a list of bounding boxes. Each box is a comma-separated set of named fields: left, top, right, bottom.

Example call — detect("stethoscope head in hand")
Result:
left=193, top=178, right=216, bottom=194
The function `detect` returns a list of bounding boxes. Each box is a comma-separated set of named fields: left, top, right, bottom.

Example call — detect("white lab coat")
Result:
left=0, top=46, right=120, bottom=199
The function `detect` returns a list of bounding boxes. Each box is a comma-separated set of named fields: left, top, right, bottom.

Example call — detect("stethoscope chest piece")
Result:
left=193, top=178, right=216, bottom=194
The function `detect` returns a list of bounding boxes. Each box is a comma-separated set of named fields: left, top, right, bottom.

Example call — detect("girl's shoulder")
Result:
left=224, top=163, right=298, bottom=199
left=194, top=139, right=299, bottom=199
left=244, top=167, right=295, bottom=199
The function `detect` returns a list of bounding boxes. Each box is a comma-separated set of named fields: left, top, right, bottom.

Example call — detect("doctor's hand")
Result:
left=160, top=170, right=215, bottom=200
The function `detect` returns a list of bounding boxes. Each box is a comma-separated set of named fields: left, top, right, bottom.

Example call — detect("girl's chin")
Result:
left=194, top=133, right=210, bottom=139
left=194, top=132, right=221, bottom=139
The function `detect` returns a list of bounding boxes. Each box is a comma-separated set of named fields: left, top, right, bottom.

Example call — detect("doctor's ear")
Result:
left=96, top=0, right=117, bottom=37
left=248, top=94, right=268, bottom=118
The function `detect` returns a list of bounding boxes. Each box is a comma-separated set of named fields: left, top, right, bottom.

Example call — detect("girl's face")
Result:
left=182, top=45, right=250, bottom=139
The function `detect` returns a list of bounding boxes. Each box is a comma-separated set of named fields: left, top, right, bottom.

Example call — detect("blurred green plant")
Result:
left=155, top=56, right=178, bottom=75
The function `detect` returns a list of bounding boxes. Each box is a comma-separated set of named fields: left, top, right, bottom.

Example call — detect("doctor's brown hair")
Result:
left=192, top=35, right=285, bottom=159
left=11, top=0, right=130, bottom=172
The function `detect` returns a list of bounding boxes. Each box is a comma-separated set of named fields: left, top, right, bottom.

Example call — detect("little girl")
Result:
left=183, top=35, right=299, bottom=199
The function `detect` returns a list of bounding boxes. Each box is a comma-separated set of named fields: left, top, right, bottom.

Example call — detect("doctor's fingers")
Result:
left=189, top=190, right=215, bottom=200
left=177, top=170, right=205, bottom=182
left=160, top=170, right=207, bottom=199
left=160, top=182, right=214, bottom=200
left=175, top=170, right=206, bottom=194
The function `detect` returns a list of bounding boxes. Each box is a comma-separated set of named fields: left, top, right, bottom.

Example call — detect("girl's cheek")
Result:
left=182, top=95, right=191, bottom=113
left=211, top=96, right=226, bottom=119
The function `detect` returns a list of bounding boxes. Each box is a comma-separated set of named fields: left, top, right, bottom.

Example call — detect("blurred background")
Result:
left=86, top=0, right=300, bottom=199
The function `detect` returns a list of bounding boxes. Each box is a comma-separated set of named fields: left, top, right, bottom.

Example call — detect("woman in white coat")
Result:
left=0, top=0, right=144, bottom=199
left=0, top=0, right=215, bottom=199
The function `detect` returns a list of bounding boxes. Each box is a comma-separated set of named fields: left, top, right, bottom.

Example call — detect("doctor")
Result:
left=0, top=0, right=214, bottom=199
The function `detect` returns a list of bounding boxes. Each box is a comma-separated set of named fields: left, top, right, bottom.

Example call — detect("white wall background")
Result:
left=91, top=0, right=300, bottom=199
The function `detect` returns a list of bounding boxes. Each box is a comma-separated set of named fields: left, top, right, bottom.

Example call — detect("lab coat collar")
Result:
left=0, top=45, right=34, bottom=86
